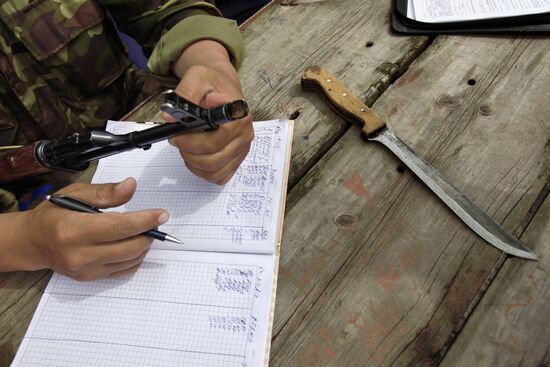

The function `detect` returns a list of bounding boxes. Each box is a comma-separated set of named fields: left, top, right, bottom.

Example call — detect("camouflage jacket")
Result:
left=0, top=0, right=245, bottom=212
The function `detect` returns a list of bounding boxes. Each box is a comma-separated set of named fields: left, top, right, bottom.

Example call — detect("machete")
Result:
left=301, top=65, right=536, bottom=260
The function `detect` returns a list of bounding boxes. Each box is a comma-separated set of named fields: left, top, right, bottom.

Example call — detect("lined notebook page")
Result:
left=91, top=120, right=291, bottom=254
left=12, top=250, right=275, bottom=367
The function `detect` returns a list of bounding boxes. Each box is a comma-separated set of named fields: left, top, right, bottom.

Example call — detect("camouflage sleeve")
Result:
left=101, top=1, right=245, bottom=76
left=0, top=188, right=19, bottom=213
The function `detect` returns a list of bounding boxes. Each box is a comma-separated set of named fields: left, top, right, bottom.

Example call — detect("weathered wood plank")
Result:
left=0, top=271, right=49, bottom=367
left=442, top=187, right=550, bottom=367
left=269, top=34, right=549, bottom=366
left=239, top=1, right=431, bottom=186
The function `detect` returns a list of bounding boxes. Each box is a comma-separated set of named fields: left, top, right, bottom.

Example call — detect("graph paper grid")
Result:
left=12, top=250, right=275, bottom=367
left=90, top=120, right=290, bottom=255
left=11, top=120, right=292, bottom=367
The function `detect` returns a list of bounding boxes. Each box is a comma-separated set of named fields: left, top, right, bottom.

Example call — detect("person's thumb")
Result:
left=175, top=65, right=215, bottom=107
left=58, top=177, right=137, bottom=209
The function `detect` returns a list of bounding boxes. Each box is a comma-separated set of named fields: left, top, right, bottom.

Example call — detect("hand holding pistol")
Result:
left=0, top=90, right=249, bottom=184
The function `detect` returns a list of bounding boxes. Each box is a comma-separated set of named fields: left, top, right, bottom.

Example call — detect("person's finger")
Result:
left=109, top=263, right=142, bottom=278
left=103, top=250, right=148, bottom=274
left=184, top=146, right=249, bottom=184
left=214, top=149, right=250, bottom=185
left=63, top=209, right=169, bottom=244
left=178, top=130, right=251, bottom=173
left=175, top=64, right=215, bottom=105
left=58, top=177, right=137, bottom=209
left=161, top=111, right=177, bottom=123
left=171, top=115, right=253, bottom=155
left=200, top=88, right=240, bottom=109
left=57, top=248, right=147, bottom=282
left=92, top=235, right=153, bottom=264
left=169, top=129, right=228, bottom=155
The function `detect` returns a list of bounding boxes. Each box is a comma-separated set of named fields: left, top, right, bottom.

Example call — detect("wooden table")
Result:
left=1, top=1, right=549, bottom=366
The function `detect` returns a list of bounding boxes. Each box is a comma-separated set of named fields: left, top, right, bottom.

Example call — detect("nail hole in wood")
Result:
left=396, top=163, right=406, bottom=173
left=289, top=110, right=301, bottom=120
left=467, top=79, right=476, bottom=86
left=366, top=41, right=374, bottom=48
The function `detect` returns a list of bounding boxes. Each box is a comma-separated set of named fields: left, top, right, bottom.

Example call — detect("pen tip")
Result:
left=165, top=235, right=184, bottom=244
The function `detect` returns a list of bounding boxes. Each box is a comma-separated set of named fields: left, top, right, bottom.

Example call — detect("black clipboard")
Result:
left=392, top=0, right=550, bottom=34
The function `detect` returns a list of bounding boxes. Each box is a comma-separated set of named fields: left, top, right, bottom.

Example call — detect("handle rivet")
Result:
left=361, top=108, right=365, bottom=112
left=327, top=79, right=332, bottom=83
left=342, top=93, right=348, bottom=97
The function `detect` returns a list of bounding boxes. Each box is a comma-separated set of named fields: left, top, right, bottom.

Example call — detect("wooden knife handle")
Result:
left=301, top=65, right=386, bottom=137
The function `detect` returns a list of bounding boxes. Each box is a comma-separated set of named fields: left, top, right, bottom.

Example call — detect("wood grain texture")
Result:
left=269, top=35, right=549, bottom=366
left=301, top=66, right=386, bottom=137
left=223, top=0, right=429, bottom=187
left=0, top=271, right=50, bottom=367
left=442, top=187, right=550, bottom=367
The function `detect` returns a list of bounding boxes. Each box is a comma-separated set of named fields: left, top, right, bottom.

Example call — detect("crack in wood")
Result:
left=364, top=37, right=434, bottom=107
left=0, top=271, right=50, bottom=318
left=436, top=179, right=549, bottom=365
left=279, top=0, right=327, bottom=5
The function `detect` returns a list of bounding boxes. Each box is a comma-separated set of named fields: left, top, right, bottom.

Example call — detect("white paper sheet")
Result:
left=12, top=250, right=275, bottom=367
left=92, top=120, right=291, bottom=255
left=407, top=0, right=416, bottom=18
left=412, top=0, right=550, bottom=23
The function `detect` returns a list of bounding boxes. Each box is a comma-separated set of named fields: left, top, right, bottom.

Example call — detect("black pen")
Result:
left=45, top=194, right=183, bottom=244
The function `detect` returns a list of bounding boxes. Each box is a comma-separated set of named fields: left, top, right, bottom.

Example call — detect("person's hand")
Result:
left=164, top=40, right=254, bottom=185
left=9, top=178, right=168, bottom=281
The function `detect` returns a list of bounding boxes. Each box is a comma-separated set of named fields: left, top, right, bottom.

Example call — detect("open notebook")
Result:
left=12, top=119, right=294, bottom=367
left=394, top=0, right=550, bottom=34
left=409, top=0, right=550, bottom=23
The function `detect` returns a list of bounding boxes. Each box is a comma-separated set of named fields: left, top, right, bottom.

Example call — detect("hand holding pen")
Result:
left=7, top=178, right=172, bottom=281
left=46, top=195, right=182, bottom=244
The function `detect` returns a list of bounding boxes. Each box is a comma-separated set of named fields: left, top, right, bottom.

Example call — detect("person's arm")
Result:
left=0, top=178, right=168, bottom=281
left=104, top=1, right=252, bottom=184
left=103, top=1, right=246, bottom=74
left=164, top=40, right=254, bottom=184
